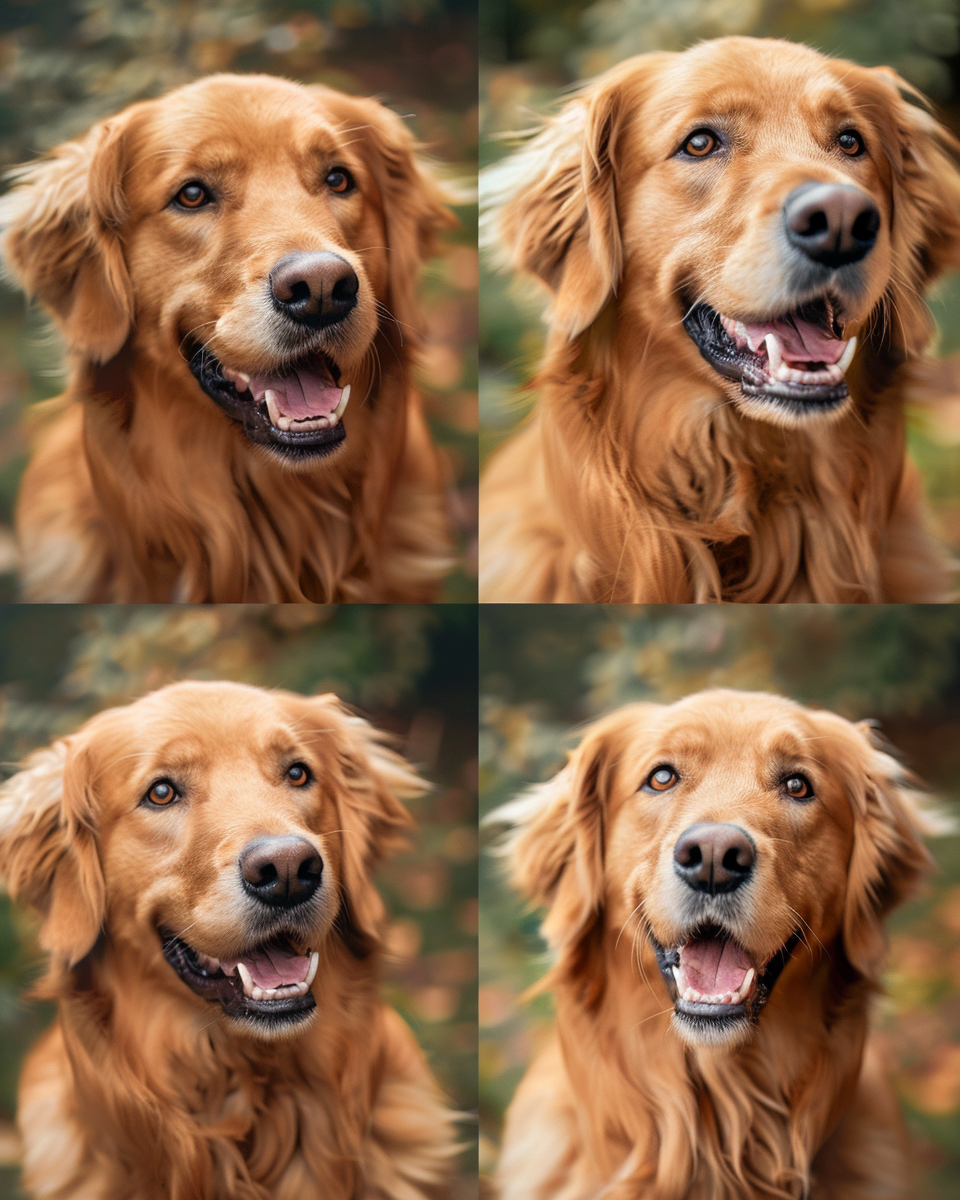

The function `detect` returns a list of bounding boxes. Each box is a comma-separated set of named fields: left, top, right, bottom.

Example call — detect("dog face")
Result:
left=1, top=75, right=454, bottom=467
left=485, top=37, right=960, bottom=428
left=495, top=690, right=933, bottom=1049
left=0, top=681, right=420, bottom=1039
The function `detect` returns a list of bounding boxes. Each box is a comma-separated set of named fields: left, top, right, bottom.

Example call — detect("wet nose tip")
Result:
left=239, top=836, right=323, bottom=907
left=269, top=251, right=359, bottom=322
left=783, top=182, right=879, bottom=268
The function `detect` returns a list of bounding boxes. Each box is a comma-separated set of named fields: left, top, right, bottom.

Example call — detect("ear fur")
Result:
left=841, top=720, right=939, bottom=980
left=481, top=54, right=669, bottom=339
left=853, top=65, right=960, bottom=354
left=295, top=693, right=423, bottom=948
left=316, top=89, right=458, bottom=335
left=488, top=706, right=654, bottom=960
left=0, top=115, right=133, bottom=363
left=0, top=739, right=105, bottom=966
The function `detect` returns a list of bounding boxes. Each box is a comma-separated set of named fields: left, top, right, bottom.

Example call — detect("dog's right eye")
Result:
left=173, top=183, right=213, bottom=209
left=680, top=130, right=719, bottom=158
left=643, top=766, right=679, bottom=792
left=143, top=779, right=179, bottom=806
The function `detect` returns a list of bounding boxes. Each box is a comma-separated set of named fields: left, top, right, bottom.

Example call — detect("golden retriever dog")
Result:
left=479, top=37, right=960, bottom=602
left=488, top=689, right=940, bottom=1199
left=0, top=74, right=457, bottom=602
left=0, top=681, right=457, bottom=1199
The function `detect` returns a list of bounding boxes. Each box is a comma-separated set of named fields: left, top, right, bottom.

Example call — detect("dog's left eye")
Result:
left=838, top=130, right=865, bottom=157
left=173, top=182, right=214, bottom=209
left=325, top=168, right=355, bottom=194
left=286, top=763, right=312, bottom=787
left=783, top=774, right=814, bottom=801
left=143, top=779, right=179, bottom=806
left=644, top=766, right=679, bottom=792
left=680, top=130, right=719, bottom=158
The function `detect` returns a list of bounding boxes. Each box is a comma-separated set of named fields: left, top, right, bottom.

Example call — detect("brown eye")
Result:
left=683, top=131, right=718, bottom=158
left=145, top=780, right=178, bottom=806
left=325, top=169, right=353, bottom=194
left=287, top=763, right=310, bottom=787
left=838, top=130, right=865, bottom=157
left=784, top=774, right=813, bottom=801
left=175, top=183, right=211, bottom=209
left=645, top=766, right=679, bottom=792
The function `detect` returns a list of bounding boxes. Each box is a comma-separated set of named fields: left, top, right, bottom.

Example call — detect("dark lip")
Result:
left=682, top=298, right=850, bottom=416
left=650, top=924, right=801, bottom=1031
left=186, top=341, right=346, bottom=462
left=159, top=928, right=316, bottom=1025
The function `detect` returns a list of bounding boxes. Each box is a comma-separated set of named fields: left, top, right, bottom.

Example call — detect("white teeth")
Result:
left=252, top=986, right=264, bottom=1001
left=265, top=390, right=282, bottom=428
left=742, top=967, right=755, bottom=994
left=764, top=333, right=782, bottom=376
left=305, top=950, right=319, bottom=988
left=237, top=962, right=255, bottom=997
left=333, top=384, right=351, bottom=420
left=837, top=336, right=857, bottom=373
left=671, top=965, right=682, bottom=989
left=296, top=981, right=308, bottom=995
left=222, top=368, right=251, bottom=392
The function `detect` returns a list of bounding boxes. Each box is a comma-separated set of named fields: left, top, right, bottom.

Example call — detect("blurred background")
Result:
left=0, top=603, right=478, bottom=1198
left=0, top=0, right=478, bottom=600
left=480, top=0, right=960, bottom=558
left=480, top=605, right=960, bottom=1198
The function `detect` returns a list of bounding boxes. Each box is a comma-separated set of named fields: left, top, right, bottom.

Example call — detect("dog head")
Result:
left=0, top=680, right=421, bottom=1040
left=483, top=36, right=960, bottom=428
left=0, top=74, right=455, bottom=466
left=492, top=689, right=936, bottom=1049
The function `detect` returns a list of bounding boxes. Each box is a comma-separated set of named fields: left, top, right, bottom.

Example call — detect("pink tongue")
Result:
left=681, top=937, right=751, bottom=994
left=249, top=368, right=342, bottom=418
left=743, top=317, right=845, bottom=365
left=221, top=945, right=309, bottom=989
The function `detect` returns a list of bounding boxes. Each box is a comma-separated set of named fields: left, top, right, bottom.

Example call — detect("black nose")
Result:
left=239, top=836, right=323, bottom=908
left=269, top=251, right=359, bottom=327
left=673, top=823, right=756, bottom=894
left=783, top=183, right=880, bottom=268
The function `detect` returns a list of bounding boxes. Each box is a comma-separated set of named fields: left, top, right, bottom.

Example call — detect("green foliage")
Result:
left=0, top=604, right=478, bottom=1192
left=479, top=605, right=960, bottom=1196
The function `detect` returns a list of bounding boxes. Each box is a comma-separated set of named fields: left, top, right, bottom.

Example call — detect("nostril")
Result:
left=722, top=847, right=746, bottom=873
left=286, top=280, right=311, bottom=306
left=851, top=209, right=880, bottom=242
left=801, top=210, right=828, bottom=237
left=257, top=863, right=278, bottom=886
left=331, top=271, right=358, bottom=304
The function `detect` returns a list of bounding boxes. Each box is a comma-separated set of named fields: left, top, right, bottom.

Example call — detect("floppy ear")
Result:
left=481, top=54, right=669, bottom=339
left=320, top=90, right=458, bottom=334
left=0, top=739, right=105, bottom=966
left=488, top=707, right=651, bottom=973
left=0, top=114, right=134, bottom=363
left=854, top=66, right=960, bottom=354
left=300, top=694, right=422, bottom=948
left=841, top=721, right=939, bottom=981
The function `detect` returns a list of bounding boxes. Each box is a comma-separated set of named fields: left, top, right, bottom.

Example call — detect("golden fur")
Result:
left=488, top=689, right=938, bottom=1199
left=0, top=681, right=457, bottom=1199
left=1, top=75, right=457, bottom=602
left=479, top=37, right=960, bottom=602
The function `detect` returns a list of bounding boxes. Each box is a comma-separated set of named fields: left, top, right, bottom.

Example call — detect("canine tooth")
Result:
left=671, top=965, right=682, bottom=988
left=837, top=336, right=857, bottom=373
left=305, top=950, right=319, bottom=988
left=333, top=384, right=351, bottom=419
left=237, top=962, right=255, bottom=996
left=742, top=967, right=755, bottom=994
left=764, top=333, right=782, bottom=376
left=265, top=390, right=282, bottom=427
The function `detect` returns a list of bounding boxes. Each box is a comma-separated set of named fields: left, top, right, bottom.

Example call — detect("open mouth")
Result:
left=188, top=342, right=351, bottom=461
left=160, top=928, right=319, bottom=1027
left=651, top=925, right=800, bottom=1039
left=682, top=295, right=857, bottom=417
